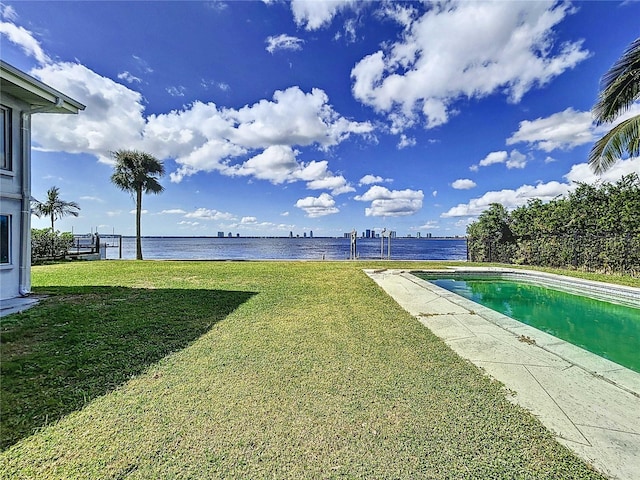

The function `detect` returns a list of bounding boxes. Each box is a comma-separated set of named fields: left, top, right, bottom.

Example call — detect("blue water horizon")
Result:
left=104, top=236, right=468, bottom=261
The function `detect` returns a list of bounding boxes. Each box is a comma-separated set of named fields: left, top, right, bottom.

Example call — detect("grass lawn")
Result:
left=0, top=260, right=612, bottom=479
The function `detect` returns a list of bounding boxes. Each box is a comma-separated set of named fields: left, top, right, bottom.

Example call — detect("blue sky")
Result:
left=2, top=1, right=639, bottom=237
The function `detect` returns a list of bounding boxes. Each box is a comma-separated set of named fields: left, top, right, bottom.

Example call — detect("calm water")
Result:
left=417, top=274, right=640, bottom=373
left=104, top=236, right=467, bottom=261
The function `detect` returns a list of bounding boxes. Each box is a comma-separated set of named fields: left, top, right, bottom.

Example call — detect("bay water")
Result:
left=104, top=236, right=467, bottom=261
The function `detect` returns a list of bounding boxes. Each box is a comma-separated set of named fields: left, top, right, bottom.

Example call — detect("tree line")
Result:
left=466, top=174, right=640, bottom=275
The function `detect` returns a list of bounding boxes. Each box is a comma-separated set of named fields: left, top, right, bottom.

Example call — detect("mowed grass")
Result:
left=1, top=261, right=606, bottom=479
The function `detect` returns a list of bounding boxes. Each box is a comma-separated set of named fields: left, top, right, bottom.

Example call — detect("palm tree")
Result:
left=110, top=150, right=165, bottom=260
left=589, top=37, right=640, bottom=174
left=32, top=186, right=81, bottom=233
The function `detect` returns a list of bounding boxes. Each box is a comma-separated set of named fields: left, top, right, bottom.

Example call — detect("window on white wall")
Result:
left=1, top=104, right=11, bottom=171
left=0, top=214, right=9, bottom=264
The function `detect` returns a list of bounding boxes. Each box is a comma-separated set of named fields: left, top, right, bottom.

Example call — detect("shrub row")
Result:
left=31, top=228, right=73, bottom=262
left=467, top=174, right=640, bottom=276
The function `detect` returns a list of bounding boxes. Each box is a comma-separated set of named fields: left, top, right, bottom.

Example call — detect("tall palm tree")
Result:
left=589, top=37, right=640, bottom=174
left=32, top=186, right=81, bottom=232
left=110, top=150, right=165, bottom=260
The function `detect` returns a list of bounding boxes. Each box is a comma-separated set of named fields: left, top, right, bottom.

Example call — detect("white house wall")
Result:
left=0, top=94, right=29, bottom=301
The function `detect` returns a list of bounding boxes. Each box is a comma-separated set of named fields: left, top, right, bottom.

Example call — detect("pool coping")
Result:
left=410, top=267, right=640, bottom=392
left=365, top=267, right=640, bottom=480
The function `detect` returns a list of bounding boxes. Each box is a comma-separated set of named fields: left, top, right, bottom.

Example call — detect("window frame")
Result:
left=0, top=214, right=10, bottom=265
left=1, top=104, right=12, bottom=171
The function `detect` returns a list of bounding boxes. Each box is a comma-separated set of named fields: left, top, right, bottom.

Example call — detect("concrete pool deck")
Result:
left=365, top=268, right=640, bottom=480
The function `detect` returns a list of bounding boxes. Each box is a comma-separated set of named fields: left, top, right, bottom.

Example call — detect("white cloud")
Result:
left=355, top=185, right=423, bottom=217
left=117, top=71, right=142, bottom=84
left=26, top=67, right=371, bottom=186
left=166, top=85, right=186, bottom=97
left=306, top=174, right=355, bottom=195
left=442, top=157, right=640, bottom=218
left=30, top=62, right=147, bottom=163
left=132, top=54, right=153, bottom=74
left=351, top=1, right=589, bottom=130
left=451, top=179, right=476, bottom=190
left=377, top=2, right=418, bottom=29
left=442, top=181, right=569, bottom=217
left=473, top=149, right=527, bottom=170
left=342, top=18, right=358, bottom=43
left=5, top=17, right=374, bottom=189
left=506, top=107, right=593, bottom=151
left=290, top=0, right=356, bottom=30
left=130, top=209, right=149, bottom=215
left=205, top=1, right=228, bottom=12
left=79, top=196, right=104, bottom=203
left=397, top=134, right=416, bottom=149
left=266, top=34, right=304, bottom=53
left=418, top=220, right=439, bottom=230
left=479, top=151, right=508, bottom=167
left=228, top=145, right=304, bottom=184
left=506, top=150, right=527, bottom=169
left=227, top=87, right=373, bottom=150
left=507, top=103, right=640, bottom=153
left=223, top=145, right=352, bottom=194
left=184, top=208, right=236, bottom=221
left=564, top=157, right=640, bottom=184
left=359, top=174, right=392, bottom=186
left=0, top=19, right=50, bottom=63
left=1, top=4, right=18, bottom=21
left=295, top=193, right=339, bottom=217
left=160, top=209, right=187, bottom=215
left=241, top=216, right=258, bottom=224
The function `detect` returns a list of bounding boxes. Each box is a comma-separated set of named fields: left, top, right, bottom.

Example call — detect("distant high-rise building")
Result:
left=365, top=229, right=371, bottom=238
left=303, top=232, right=307, bottom=238
left=310, top=230, right=313, bottom=238
left=289, top=231, right=293, bottom=238
left=417, top=232, right=421, bottom=238
left=217, top=231, right=224, bottom=238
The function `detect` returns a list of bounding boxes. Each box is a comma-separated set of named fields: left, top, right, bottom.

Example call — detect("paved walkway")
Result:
left=365, top=268, right=640, bottom=480
left=0, top=295, right=42, bottom=317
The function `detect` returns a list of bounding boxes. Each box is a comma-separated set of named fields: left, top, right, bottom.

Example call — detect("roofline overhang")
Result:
left=0, top=60, right=86, bottom=114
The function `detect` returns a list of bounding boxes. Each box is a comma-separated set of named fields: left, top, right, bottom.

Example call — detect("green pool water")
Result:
left=415, top=274, right=640, bottom=373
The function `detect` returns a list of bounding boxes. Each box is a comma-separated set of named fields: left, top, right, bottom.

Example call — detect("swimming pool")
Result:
left=413, top=272, right=640, bottom=373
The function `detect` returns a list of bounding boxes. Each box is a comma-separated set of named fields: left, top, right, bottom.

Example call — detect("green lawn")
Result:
left=0, top=261, right=610, bottom=479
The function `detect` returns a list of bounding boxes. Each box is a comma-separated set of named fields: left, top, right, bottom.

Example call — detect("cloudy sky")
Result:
left=2, top=1, right=639, bottom=237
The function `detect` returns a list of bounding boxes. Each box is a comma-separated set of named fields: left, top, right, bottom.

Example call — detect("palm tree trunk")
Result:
left=136, top=188, right=143, bottom=260
left=50, top=215, right=55, bottom=257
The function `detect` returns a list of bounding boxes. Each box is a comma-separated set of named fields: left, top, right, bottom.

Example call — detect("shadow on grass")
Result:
left=0, top=286, right=256, bottom=450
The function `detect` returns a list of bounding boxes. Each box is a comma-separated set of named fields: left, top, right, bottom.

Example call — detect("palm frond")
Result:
left=588, top=114, right=640, bottom=174
left=593, top=37, right=640, bottom=124
left=110, top=150, right=164, bottom=192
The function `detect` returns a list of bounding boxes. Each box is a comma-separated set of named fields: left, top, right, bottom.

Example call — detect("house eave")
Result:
left=0, top=60, right=85, bottom=114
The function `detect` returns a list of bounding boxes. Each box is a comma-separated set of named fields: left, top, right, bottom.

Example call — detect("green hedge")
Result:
left=467, top=174, right=640, bottom=276
left=31, top=228, right=74, bottom=262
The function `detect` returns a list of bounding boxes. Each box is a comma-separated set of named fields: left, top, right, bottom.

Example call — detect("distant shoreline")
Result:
left=112, top=235, right=467, bottom=240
